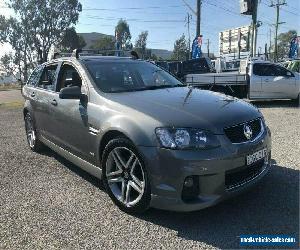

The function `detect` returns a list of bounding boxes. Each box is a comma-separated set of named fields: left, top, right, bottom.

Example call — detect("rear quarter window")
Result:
left=27, top=65, right=43, bottom=86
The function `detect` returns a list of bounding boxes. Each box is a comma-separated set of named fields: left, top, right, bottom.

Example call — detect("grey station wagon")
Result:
left=23, top=52, right=272, bottom=213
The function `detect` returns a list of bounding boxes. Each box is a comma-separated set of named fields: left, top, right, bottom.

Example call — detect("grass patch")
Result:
left=0, top=101, right=24, bottom=109
left=0, top=85, right=22, bottom=91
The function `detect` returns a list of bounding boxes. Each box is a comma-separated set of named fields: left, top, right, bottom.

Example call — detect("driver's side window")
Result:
left=57, top=64, right=83, bottom=92
left=274, top=65, right=293, bottom=77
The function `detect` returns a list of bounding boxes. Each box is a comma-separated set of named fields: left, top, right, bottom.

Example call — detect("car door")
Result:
left=31, top=63, right=60, bottom=139
left=49, top=62, right=96, bottom=164
left=260, top=64, right=297, bottom=99
left=249, top=63, right=263, bottom=99
left=24, top=64, right=44, bottom=121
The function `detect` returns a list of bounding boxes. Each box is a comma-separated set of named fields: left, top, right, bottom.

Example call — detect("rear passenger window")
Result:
left=27, top=66, right=43, bottom=86
left=37, top=64, right=58, bottom=91
left=253, top=64, right=265, bottom=76
left=253, top=64, right=276, bottom=76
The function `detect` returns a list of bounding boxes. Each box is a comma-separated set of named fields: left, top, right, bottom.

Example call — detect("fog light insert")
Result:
left=182, top=176, right=199, bottom=203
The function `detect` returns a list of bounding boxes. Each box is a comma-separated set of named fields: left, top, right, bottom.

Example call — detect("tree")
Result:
left=134, top=31, right=148, bottom=59
left=276, top=30, right=297, bottom=60
left=171, top=34, right=188, bottom=61
left=90, top=36, right=115, bottom=51
left=60, top=27, right=86, bottom=51
left=115, top=19, right=132, bottom=49
left=0, top=0, right=82, bottom=80
left=0, top=53, right=21, bottom=80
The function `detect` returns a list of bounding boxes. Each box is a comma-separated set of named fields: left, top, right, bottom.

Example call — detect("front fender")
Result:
left=98, top=114, right=158, bottom=148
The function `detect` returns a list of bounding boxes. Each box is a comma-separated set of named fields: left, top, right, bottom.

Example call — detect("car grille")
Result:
left=225, top=159, right=265, bottom=190
left=224, top=118, right=262, bottom=143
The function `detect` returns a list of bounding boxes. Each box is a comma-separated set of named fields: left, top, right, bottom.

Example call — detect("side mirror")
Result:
left=59, top=86, right=82, bottom=99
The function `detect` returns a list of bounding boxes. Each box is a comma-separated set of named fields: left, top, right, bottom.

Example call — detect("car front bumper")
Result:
left=138, top=127, right=272, bottom=212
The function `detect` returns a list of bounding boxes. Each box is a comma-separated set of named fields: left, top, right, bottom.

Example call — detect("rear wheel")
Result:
left=24, top=113, right=45, bottom=152
left=102, top=137, right=151, bottom=213
left=293, top=94, right=300, bottom=106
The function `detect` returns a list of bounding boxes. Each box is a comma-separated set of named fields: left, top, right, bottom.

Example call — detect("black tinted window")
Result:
left=253, top=64, right=290, bottom=77
left=38, top=64, right=58, bottom=91
left=27, top=66, right=43, bottom=86
left=84, top=61, right=182, bottom=93
left=274, top=65, right=289, bottom=76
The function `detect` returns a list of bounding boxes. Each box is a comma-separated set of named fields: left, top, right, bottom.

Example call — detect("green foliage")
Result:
left=60, top=27, right=86, bottom=51
left=149, top=53, right=158, bottom=61
left=90, top=36, right=115, bottom=51
left=0, top=52, right=24, bottom=85
left=134, top=31, right=148, bottom=59
left=0, top=0, right=82, bottom=80
left=115, top=19, right=132, bottom=49
left=277, top=30, right=297, bottom=59
left=171, top=34, right=188, bottom=61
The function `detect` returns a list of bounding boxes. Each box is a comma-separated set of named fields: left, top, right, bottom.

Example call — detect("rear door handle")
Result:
left=51, top=99, right=58, bottom=106
left=31, top=92, right=35, bottom=97
left=264, top=79, right=269, bottom=82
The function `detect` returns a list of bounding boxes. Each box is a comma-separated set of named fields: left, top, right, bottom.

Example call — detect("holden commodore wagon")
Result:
left=22, top=51, right=272, bottom=213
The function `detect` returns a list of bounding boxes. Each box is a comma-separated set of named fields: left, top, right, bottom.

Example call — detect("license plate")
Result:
left=246, top=148, right=267, bottom=166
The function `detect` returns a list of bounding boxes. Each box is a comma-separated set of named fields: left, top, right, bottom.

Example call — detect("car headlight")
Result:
left=155, top=128, right=220, bottom=149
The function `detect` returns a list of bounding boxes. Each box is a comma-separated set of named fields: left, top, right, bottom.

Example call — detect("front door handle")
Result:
left=264, top=79, right=269, bottom=82
left=31, top=92, right=35, bottom=97
left=51, top=99, right=58, bottom=106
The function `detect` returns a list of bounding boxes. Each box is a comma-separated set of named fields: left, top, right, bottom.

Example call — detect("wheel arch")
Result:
left=98, top=130, right=130, bottom=164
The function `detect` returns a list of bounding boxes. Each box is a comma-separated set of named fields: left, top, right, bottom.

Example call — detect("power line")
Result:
left=181, top=0, right=196, bottom=16
left=202, top=0, right=250, bottom=18
left=84, top=15, right=185, bottom=23
left=261, top=0, right=299, bottom=16
left=82, top=5, right=184, bottom=11
left=269, top=0, right=287, bottom=61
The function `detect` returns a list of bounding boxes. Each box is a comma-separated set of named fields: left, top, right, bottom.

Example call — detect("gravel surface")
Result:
left=0, top=103, right=299, bottom=249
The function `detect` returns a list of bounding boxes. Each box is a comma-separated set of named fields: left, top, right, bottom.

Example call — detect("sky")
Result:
left=0, top=0, right=299, bottom=57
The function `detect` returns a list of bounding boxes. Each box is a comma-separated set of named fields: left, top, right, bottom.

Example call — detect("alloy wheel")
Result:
left=25, top=115, right=36, bottom=148
left=105, top=147, right=145, bottom=207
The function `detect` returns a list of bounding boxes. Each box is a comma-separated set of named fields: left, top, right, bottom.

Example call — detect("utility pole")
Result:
left=269, top=28, right=272, bottom=59
left=196, top=0, right=201, bottom=37
left=270, top=0, right=286, bottom=62
left=207, top=39, right=210, bottom=58
left=182, top=0, right=201, bottom=37
left=185, top=13, right=192, bottom=59
left=250, top=0, right=258, bottom=57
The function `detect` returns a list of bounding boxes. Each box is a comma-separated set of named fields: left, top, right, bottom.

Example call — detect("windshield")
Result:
left=84, top=61, right=183, bottom=93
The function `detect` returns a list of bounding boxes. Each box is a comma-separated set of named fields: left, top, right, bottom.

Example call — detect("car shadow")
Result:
left=40, top=148, right=105, bottom=191
left=250, top=99, right=299, bottom=109
left=40, top=149, right=299, bottom=249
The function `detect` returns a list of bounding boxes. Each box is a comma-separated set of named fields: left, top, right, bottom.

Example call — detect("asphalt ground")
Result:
left=0, top=93, right=299, bottom=249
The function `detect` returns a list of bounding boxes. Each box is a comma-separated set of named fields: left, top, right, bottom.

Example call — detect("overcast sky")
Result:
left=0, top=0, right=299, bottom=57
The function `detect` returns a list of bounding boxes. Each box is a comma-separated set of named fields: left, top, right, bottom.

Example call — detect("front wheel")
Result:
left=102, top=137, right=151, bottom=214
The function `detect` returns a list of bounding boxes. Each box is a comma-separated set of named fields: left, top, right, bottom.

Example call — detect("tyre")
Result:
left=24, top=113, right=45, bottom=152
left=102, top=137, right=151, bottom=213
left=293, top=94, right=300, bottom=106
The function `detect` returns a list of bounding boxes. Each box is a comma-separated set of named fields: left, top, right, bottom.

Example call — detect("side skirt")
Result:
left=40, top=136, right=102, bottom=179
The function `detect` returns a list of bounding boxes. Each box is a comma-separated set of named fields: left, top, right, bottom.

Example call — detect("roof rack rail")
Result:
left=51, top=48, right=135, bottom=60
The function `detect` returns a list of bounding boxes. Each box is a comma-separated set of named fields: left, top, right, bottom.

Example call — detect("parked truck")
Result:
left=185, top=59, right=300, bottom=102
